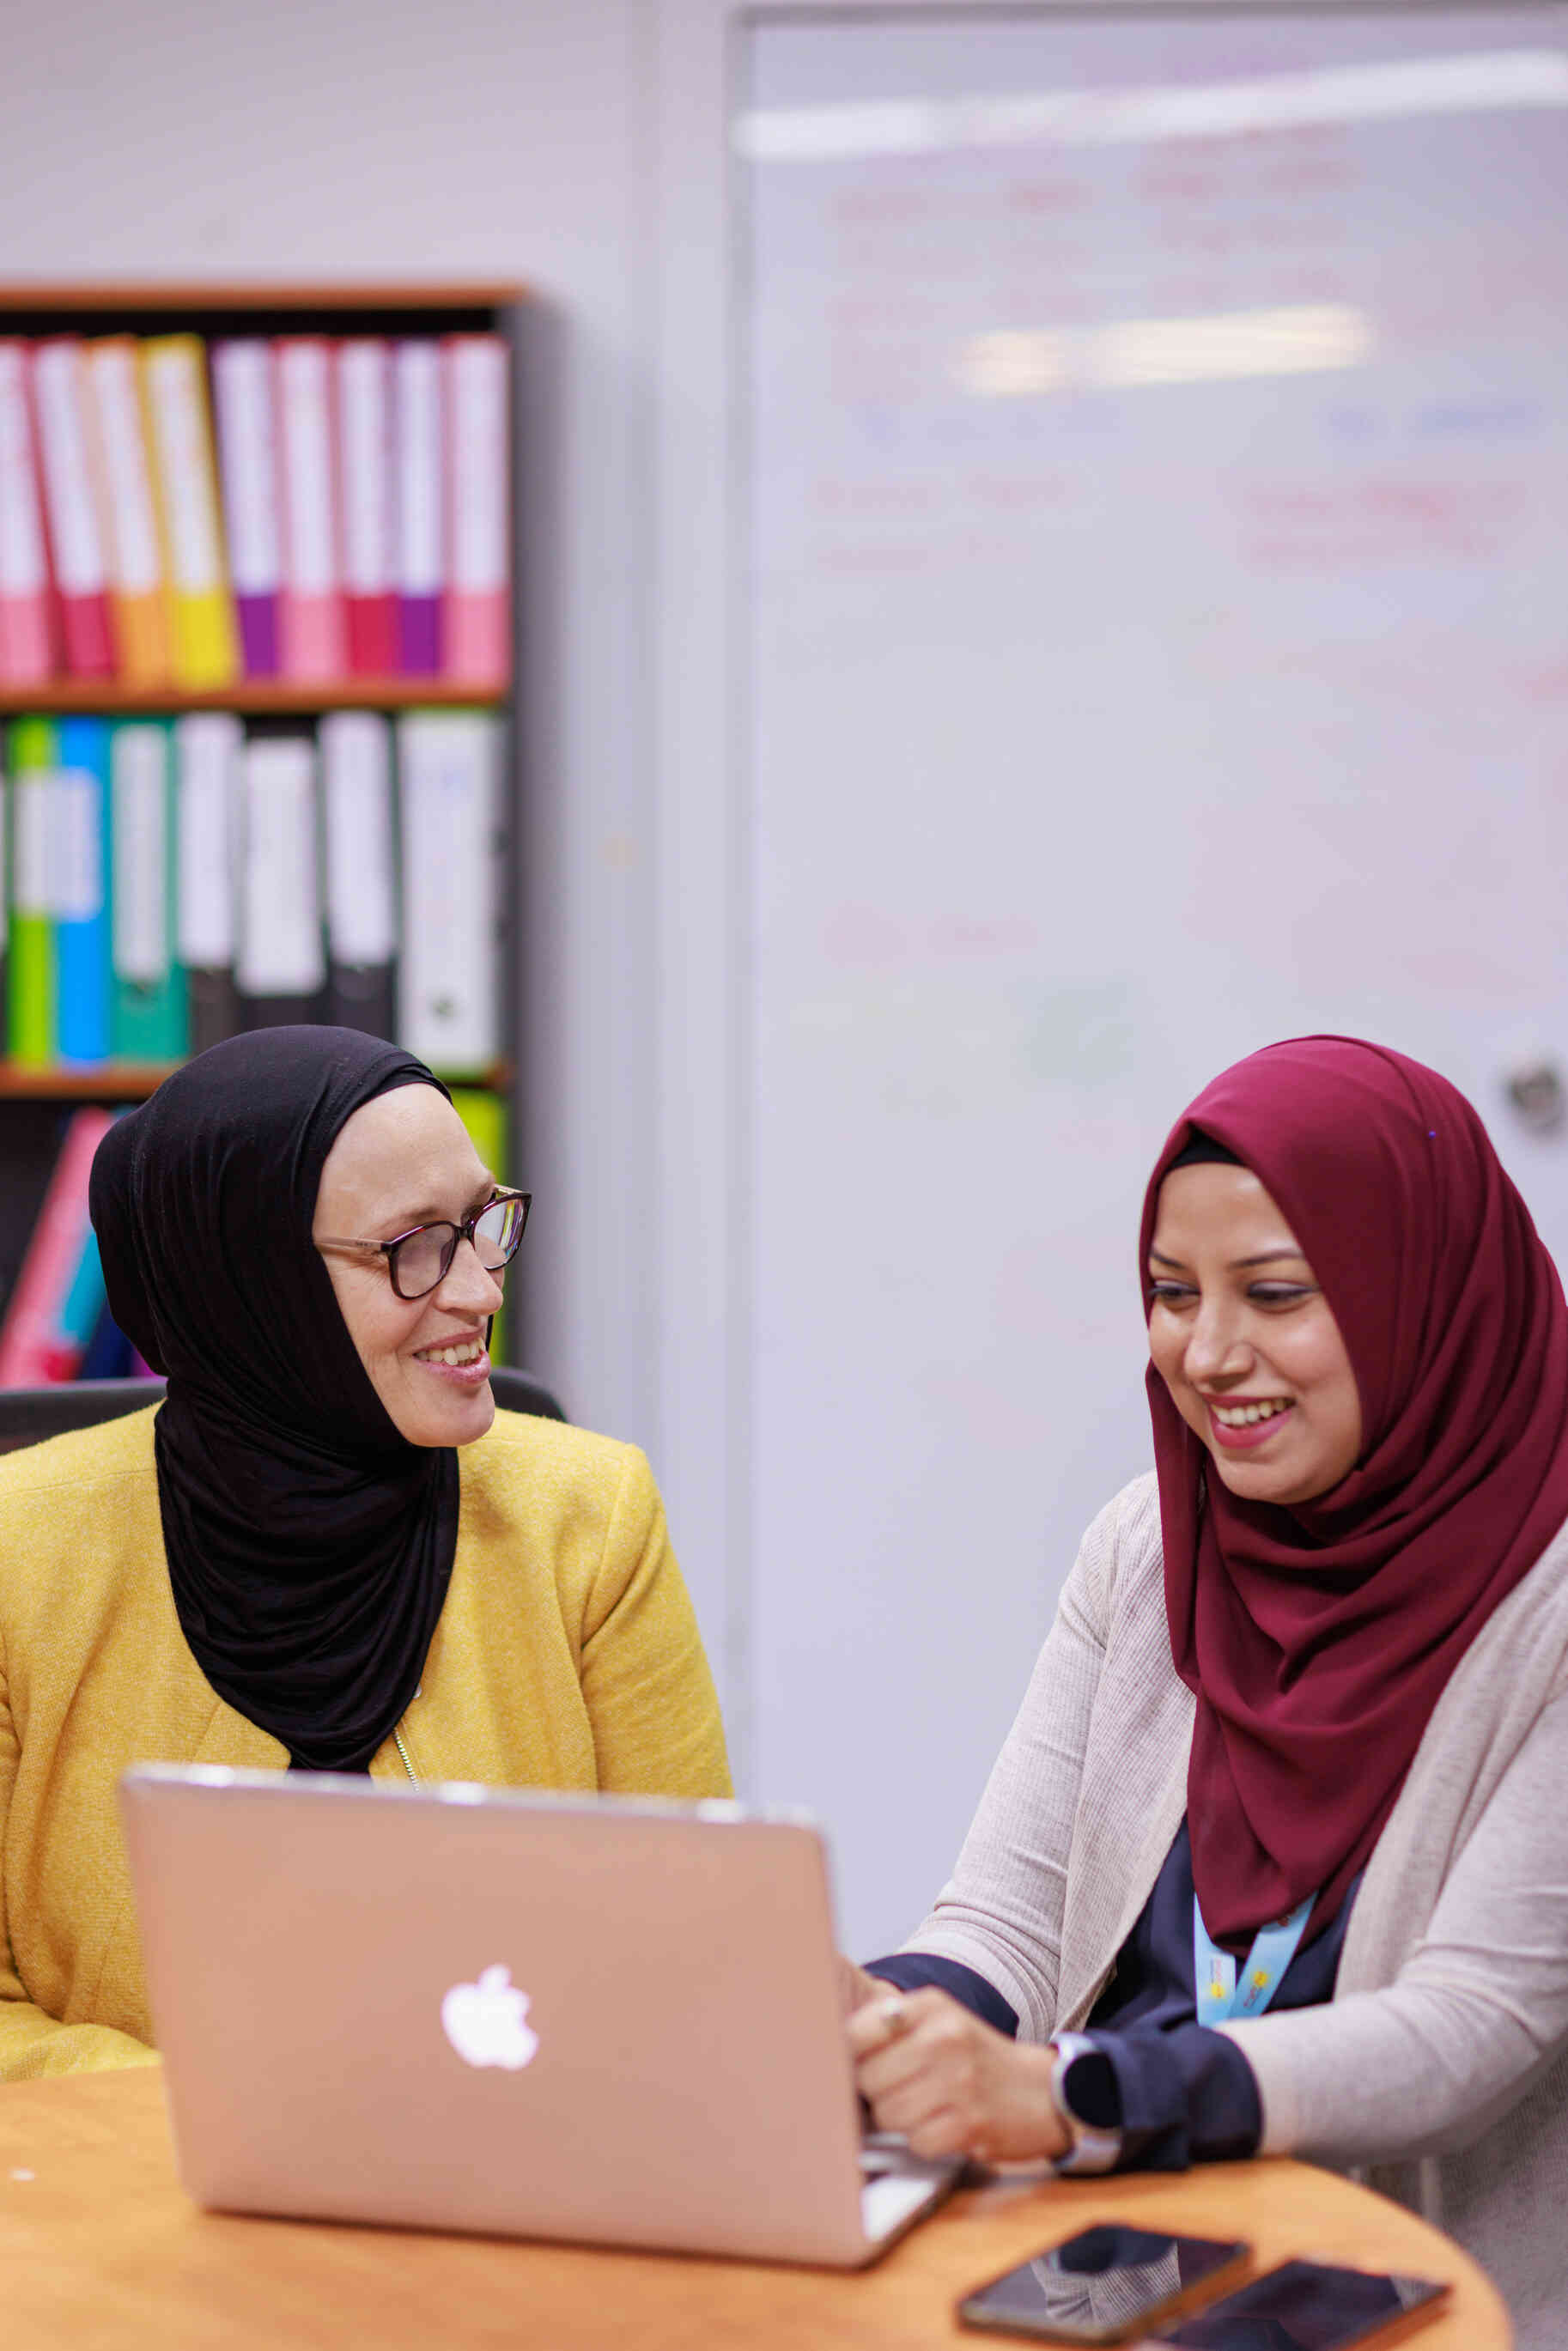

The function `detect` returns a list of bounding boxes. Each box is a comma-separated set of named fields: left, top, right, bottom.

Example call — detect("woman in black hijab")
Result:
left=0, top=1027, right=730, bottom=2080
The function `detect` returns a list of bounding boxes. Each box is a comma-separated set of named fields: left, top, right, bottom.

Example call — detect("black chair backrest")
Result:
left=0, top=1379, right=157, bottom=1450
left=0, top=1365, right=568, bottom=1453
left=490, top=1367, right=568, bottom=1422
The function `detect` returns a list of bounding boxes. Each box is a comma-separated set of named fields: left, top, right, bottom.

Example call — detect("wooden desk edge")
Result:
left=0, top=2065, right=1512, bottom=2349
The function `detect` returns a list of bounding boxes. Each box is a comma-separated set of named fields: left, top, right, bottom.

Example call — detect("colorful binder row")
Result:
left=0, top=1104, right=116, bottom=1383
left=0, top=333, right=510, bottom=690
left=1, top=708, right=501, bottom=1073
left=0, top=1079, right=510, bottom=1386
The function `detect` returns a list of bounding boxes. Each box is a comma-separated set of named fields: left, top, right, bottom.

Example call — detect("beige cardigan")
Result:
left=899, top=1473, right=1568, bottom=2348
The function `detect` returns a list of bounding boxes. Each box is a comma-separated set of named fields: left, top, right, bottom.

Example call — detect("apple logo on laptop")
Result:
left=441, top=1965, right=540, bottom=2071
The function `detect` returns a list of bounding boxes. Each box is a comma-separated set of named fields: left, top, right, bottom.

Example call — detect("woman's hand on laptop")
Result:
left=836, top=1954, right=884, bottom=2017
left=846, top=1986, right=1069, bottom=2165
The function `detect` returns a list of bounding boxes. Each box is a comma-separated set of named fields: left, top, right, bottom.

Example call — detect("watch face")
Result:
left=1054, top=2039, right=1121, bottom=2133
left=1047, top=2038, right=1122, bottom=2174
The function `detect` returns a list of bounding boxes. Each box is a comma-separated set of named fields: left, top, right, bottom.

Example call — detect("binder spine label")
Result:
left=149, top=346, right=222, bottom=593
left=0, top=349, right=46, bottom=592
left=322, top=712, right=396, bottom=965
left=53, top=767, right=104, bottom=921
left=280, top=343, right=337, bottom=594
left=33, top=343, right=106, bottom=595
left=213, top=342, right=280, bottom=594
left=112, top=727, right=170, bottom=984
left=449, top=337, right=507, bottom=595
left=340, top=342, right=392, bottom=596
left=239, top=738, right=325, bottom=995
left=14, top=771, right=51, bottom=914
left=176, top=714, right=240, bottom=969
left=396, top=342, right=442, bottom=594
left=88, top=346, right=160, bottom=593
left=398, top=711, right=498, bottom=1068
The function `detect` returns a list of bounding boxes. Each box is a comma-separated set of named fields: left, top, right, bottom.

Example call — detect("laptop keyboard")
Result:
left=859, top=2137, right=957, bottom=2240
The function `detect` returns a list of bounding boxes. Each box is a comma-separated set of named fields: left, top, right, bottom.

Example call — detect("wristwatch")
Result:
left=1046, top=2032, right=1123, bottom=2175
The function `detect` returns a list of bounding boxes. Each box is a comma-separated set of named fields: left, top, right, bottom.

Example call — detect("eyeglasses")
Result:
left=318, top=1189, right=532, bottom=1301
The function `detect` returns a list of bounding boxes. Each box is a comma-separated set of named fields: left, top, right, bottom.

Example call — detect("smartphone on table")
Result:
left=1148, top=2258, right=1451, bottom=2348
left=957, top=2222, right=1251, bottom=2342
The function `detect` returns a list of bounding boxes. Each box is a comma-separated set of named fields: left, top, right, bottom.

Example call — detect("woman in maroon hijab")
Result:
left=846, top=1037, right=1568, bottom=2345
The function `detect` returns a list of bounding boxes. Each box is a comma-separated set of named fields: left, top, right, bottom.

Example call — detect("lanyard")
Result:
left=1193, top=1889, right=1315, bottom=2027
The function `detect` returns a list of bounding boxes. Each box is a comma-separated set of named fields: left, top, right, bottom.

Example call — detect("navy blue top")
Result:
left=866, top=1819, right=1356, bottom=2170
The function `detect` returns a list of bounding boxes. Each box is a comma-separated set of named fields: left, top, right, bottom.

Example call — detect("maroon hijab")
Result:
left=1141, top=1036, right=1568, bottom=1945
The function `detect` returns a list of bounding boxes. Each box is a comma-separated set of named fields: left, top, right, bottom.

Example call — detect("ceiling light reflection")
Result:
left=958, top=304, right=1371, bottom=395
left=738, top=50, right=1568, bottom=162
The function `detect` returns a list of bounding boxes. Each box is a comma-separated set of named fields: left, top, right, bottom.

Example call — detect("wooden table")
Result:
left=0, top=2068, right=1510, bottom=2349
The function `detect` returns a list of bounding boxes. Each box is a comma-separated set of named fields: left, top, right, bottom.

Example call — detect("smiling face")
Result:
left=1147, top=1160, right=1363, bottom=1508
left=313, top=1084, right=504, bottom=1449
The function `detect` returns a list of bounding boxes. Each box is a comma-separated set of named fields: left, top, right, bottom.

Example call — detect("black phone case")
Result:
left=957, top=2234, right=1251, bottom=2344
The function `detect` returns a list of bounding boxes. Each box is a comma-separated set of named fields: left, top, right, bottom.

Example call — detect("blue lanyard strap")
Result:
left=1193, top=1889, right=1315, bottom=2026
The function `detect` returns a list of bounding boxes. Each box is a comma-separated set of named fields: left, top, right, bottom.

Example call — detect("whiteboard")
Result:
left=741, top=6, right=1568, bottom=1954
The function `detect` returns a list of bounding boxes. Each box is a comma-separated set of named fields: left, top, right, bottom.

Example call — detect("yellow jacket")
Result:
left=0, top=1406, right=730, bottom=2083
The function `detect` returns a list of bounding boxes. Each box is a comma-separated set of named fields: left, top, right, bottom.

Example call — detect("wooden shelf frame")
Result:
left=0, top=1062, right=179, bottom=1101
left=0, top=1060, right=514, bottom=1103
left=0, top=282, right=526, bottom=313
left=0, top=681, right=508, bottom=716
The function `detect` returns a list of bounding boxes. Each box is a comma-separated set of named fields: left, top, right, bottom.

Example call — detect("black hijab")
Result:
left=89, top=1026, right=460, bottom=1772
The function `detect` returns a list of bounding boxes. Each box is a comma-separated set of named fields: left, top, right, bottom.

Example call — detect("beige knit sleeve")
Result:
left=1219, top=1686, right=1568, bottom=2168
left=892, top=1483, right=1128, bottom=2043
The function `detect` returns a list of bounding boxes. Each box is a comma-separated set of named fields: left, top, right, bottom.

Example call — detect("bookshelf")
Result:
left=0, top=282, right=525, bottom=1374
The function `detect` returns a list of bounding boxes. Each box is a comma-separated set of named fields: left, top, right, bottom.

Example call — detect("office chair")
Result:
left=0, top=1365, right=568, bottom=1453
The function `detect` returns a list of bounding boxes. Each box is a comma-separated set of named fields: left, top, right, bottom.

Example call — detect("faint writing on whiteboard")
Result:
left=1238, top=477, right=1529, bottom=566
left=959, top=304, right=1369, bottom=396
left=805, top=467, right=1074, bottom=580
left=1324, top=398, right=1545, bottom=445
left=1188, top=630, right=1537, bottom=721
left=785, top=975, right=1140, bottom=1120
left=823, top=904, right=1041, bottom=968
left=829, top=400, right=1121, bottom=464
left=1517, top=658, right=1568, bottom=704
left=1142, top=148, right=1353, bottom=199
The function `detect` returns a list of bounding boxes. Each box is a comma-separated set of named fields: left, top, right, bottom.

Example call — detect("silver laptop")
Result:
left=118, top=1765, right=963, bottom=2267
